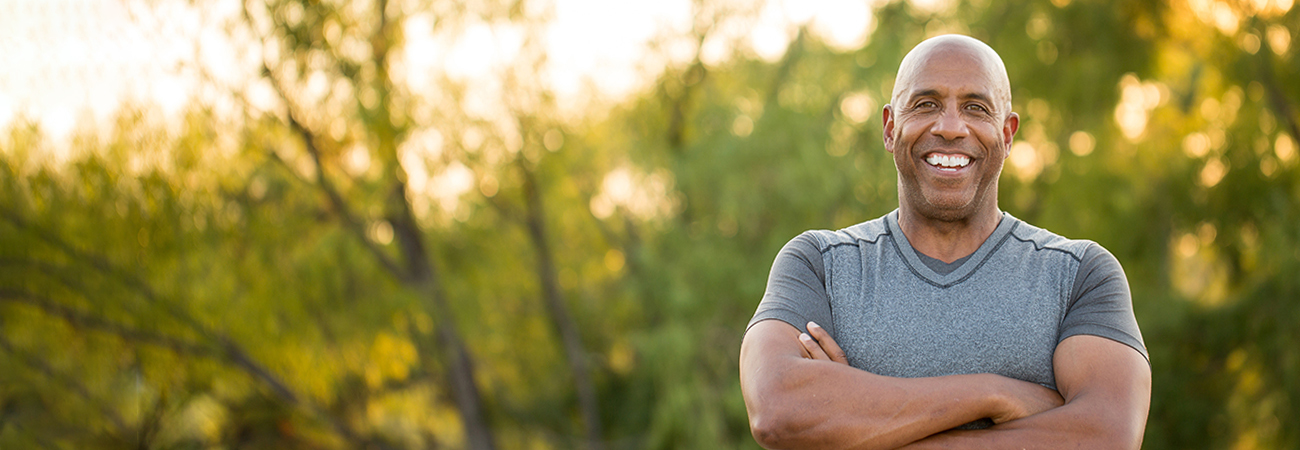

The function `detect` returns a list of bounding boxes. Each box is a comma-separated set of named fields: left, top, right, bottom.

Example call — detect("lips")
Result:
left=924, top=152, right=971, bottom=171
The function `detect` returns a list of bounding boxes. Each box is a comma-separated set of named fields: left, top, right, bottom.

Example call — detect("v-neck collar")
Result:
left=885, top=210, right=1018, bottom=288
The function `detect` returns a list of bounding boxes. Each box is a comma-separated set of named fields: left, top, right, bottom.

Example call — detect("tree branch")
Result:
left=241, top=0, right=409, bottom=283
left=237, top=3, right=494, bottom=448
left=0, top=333, right=132, bottom=438
left=516, top=155, right=604, bottom=450
left=0, top=288, right=215, bottom=358
left=0, top=210, right=210, bottom=336
left=0, top=211, right=345, bottom=439
left=268, top=63, right=410, bottom=281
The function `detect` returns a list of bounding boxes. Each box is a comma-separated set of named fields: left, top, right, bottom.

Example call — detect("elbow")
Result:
left=743, top=370, right=812, bottom=448
left=748, top=405, right=896, bottom=450
left=748, top=410, right=797, bottom=449
left=741, top=387, right=895, bottom=450
left=746, top=391, right=813, bottom=450
left=748, top=407, right=849, bottom=450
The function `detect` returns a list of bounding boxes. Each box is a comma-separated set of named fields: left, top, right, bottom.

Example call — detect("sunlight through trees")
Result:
left=1, top=0, right=1298, bottom=448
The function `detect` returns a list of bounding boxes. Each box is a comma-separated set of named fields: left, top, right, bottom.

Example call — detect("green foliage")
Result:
left=2, top=0, right=1299, bottom=448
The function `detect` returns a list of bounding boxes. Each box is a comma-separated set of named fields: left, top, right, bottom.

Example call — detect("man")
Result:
left=739, top=35, right=1150, bottom=449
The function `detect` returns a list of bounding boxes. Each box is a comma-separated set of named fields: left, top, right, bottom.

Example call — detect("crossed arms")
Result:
left=739, top=320, right=1151, bottom=449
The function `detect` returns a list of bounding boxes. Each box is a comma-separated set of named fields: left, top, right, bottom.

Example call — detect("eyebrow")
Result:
left=907, top=89, right=996, bottom=106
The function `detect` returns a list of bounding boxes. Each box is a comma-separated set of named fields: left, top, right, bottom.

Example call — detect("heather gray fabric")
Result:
left=747, top=210, right=1147, bottom=392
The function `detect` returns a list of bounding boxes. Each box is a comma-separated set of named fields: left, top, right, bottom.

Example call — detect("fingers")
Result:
left=807, top=322, right=849, bottom=365
left=799, top=332, right=830, bottom=360
left=797, top=322, right=850, bottom=365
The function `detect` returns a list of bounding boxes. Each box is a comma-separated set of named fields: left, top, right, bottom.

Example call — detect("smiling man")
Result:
left=739, top=35, right=1150, bottom=449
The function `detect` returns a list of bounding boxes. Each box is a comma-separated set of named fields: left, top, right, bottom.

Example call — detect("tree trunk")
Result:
left=424, top=273, right=498, bottom=450
left=521, top=163, right=604, bottom=450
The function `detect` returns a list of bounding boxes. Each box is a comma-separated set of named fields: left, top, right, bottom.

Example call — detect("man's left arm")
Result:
left=899, top=334, right=1151, bottom=449
left=899, top=243, right=1153, bottom=448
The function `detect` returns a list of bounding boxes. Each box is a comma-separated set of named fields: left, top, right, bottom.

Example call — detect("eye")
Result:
left=964, top=103, right=989, bottom=113
left=914, top=100, right=938, bottom=109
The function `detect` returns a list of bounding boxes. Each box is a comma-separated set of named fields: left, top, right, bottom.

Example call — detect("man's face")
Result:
left=883, top=44, right=1018, bottom=222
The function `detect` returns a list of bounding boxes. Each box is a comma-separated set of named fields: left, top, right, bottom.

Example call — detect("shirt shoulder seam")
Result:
left=1007, top=229, right=1089, bottom=262
left=812, top=221, right=890, bottom=254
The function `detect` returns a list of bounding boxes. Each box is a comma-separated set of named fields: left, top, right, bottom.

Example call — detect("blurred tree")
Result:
left=232, top=0, right=500, bottom=447
left=1, top=0, right=1297, bottom=449
left=229, top=0, right=615, bottom=448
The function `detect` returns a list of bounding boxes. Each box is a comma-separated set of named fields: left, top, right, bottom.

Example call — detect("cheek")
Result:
left=977, top=126, right=1009, bottom=155
left=981, top=147, right=1008, bottom=180
left=895, top=122, right=928, bottom=148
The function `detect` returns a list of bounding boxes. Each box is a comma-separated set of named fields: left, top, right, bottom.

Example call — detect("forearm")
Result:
left=901, top=335, right=1151, bottom=450
left=900, top=396, right=1142, bottom=450
left=742, top=321, right=1022, bottom=450
left=747, top=358, right=1003, bottom=450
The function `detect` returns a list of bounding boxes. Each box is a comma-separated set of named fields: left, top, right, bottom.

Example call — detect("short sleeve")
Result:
left=746, top=232, right=834, bottom=337
left=1059, top=243, right=1149, bottom=362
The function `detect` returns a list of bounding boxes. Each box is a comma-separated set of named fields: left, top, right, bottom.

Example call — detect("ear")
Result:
left=882, top=104, right=896, bottom=154
left=1002, top=111, right=1020, bottom=148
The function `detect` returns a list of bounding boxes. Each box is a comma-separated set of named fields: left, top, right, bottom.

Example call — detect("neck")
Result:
left=896, top=206, right=1002, bottom=264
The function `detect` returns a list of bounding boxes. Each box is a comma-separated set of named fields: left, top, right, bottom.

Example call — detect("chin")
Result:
left=918, top=197, right=979, bottom=222
left=899, top=181, right=988, bottom=222
left=918, top=207, right=974, bottom=223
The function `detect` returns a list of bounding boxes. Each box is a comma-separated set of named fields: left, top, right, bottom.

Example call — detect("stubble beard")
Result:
left=897, top=167, right=998, bottom=224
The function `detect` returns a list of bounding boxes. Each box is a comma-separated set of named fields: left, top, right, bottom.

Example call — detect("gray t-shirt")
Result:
left=748, top=210, right=1148, bottom=390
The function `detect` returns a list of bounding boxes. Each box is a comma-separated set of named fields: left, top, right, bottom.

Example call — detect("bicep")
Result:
left=741, top=319, right=806, bottom=389
left=1053, top=334, right=1152, bottom=445
left=740, top=319, right=814, bottom=447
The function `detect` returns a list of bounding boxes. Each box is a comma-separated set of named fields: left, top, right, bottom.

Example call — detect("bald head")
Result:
left=891, top=35, right=1013, bottom=117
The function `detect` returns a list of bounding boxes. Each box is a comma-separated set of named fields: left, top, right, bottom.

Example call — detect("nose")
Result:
left=929, top=106, right=969, bottom=141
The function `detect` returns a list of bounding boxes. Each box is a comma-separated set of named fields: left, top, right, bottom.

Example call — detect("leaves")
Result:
left=3, top=0, right=1299, bottom=448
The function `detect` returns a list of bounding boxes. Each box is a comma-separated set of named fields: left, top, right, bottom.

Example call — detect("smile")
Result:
left=925, top=153, right=970, bottom=171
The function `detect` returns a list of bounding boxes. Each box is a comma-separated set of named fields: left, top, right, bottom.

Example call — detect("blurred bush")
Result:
left=1, top=0, right=1297, bottom=448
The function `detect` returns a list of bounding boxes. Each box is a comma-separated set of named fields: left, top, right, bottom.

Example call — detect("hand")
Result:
left=987, top=376, right=1065, bottom=424
left=797, top=321, right=849, bottom=365
left=796, top=320, right=1062, bottom=425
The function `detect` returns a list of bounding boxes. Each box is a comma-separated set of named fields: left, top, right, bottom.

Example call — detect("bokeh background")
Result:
left=1, top=0, right=1298, bottom=448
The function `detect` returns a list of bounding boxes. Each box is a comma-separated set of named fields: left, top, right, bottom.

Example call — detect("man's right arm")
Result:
left=740, top=319, right=1062, bottom=450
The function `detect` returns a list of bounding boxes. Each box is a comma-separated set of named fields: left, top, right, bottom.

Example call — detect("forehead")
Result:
left=901, top=49, right=999, bottom=99
left=892, top=38, right=1010, bottom=105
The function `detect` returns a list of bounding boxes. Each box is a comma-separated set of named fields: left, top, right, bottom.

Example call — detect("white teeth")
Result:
left=926, top=154, right=970, bottom=168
